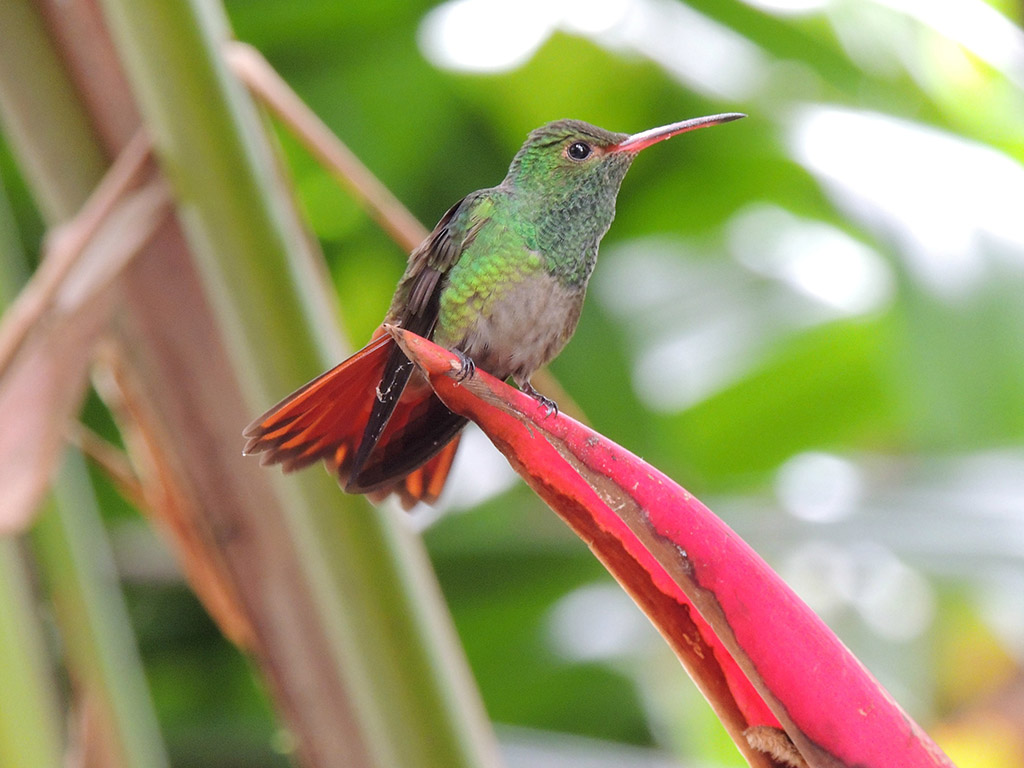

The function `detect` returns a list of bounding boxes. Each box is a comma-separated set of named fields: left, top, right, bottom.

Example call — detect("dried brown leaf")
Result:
left=0, top=174, right=169, bottom=533
left=0, top=298, right=106, bottom=532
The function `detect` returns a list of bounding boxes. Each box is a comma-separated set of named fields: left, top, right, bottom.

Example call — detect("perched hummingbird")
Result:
left=244, top=113, right=744, bottom=508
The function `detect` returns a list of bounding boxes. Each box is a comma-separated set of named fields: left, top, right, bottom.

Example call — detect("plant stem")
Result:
left=0, top=539, right=64, bottom=768
left=94, top=1, right=501, bottom=766
left=0, top=13, right=168, bottom=758
left=33, top=455, right=171, bottom=768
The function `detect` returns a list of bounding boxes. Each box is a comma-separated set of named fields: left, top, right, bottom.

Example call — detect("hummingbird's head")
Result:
left=504, top=120, right=633, bottom=201
left=504, top=113, right=746, bottom=202
left=502, top=114, right=745, bottom=283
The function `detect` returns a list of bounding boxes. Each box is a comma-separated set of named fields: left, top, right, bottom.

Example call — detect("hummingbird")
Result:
left=244, top=113, right=744, bottom=509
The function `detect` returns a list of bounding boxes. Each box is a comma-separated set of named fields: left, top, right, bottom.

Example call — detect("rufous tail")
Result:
left=242, top=328, right=465, bottom=509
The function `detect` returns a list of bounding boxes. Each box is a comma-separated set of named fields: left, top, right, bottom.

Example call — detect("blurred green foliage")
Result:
left=3, top=0, right=1023, bottom=765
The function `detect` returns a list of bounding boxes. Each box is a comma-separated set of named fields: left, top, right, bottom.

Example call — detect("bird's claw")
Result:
left=451, top=349, right=476, bottom=383
left=536, top=394, right=558, bottom=418
left=522, top=381, right=558, bottom=418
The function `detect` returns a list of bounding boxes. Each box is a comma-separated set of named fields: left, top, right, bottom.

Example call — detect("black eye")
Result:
left=567, top=141, right=592, bottom=160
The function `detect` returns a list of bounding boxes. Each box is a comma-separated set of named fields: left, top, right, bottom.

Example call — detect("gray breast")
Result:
left=456, top=270, right=584, bottom=386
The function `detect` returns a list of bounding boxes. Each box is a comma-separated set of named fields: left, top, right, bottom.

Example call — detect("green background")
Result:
left=3, top=0, right=1023, bottom=765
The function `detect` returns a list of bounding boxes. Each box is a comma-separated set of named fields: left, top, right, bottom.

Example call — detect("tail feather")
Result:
left=243, top=334, right=390, bottom=479
left=243, top=331, right=464, bottom=507
left=367, top=433, right=461, bottom=510
left=347, top=390, right=467, bottom=495
left=347, top=340, right=417, bottom=484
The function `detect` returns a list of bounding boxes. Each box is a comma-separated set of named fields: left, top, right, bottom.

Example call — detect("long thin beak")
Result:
left=612, top=112, right=746, bottom=153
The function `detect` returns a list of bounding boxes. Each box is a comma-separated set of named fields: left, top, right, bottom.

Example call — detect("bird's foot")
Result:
left=521, top=380, right=558, bottom=417
left=451, top=349, right=476, bottom=383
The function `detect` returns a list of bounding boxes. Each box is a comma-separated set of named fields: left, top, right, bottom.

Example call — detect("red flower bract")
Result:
left=390, top=325, right=956, bottom=768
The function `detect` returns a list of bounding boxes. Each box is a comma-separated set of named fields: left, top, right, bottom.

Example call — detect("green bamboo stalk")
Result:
left=0, top=538, right=64, bottom=768
left=0, top=163, right=64, bottom=768
left=0, top=4, right=170, bottom=766
left=97, top=0, right=341, bottom=394
left=0, top=1, right=105, bottom=222
left=0, top=169, right=30, bottom=303
left=33, top=455, right=171, bottom=768
left=88, top=2, right=500, bottom=767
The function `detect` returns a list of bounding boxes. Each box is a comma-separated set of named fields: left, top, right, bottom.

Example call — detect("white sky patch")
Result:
left=738, top=0, right=830, bottom=15
left=854, top=552, right=936, bottom=642
left=781, top=540, right=935, bottom=642
left=418, top=0, right=556, bottom=73
left=978, top=573, right=1024, bottom=660
left=407, top=424, right=519, bottom=529
left=558, top=0, right=634, bottom=36
left=597, top=218, right=889, bottom=414
left=419, top=0, right=767, bottom=100
left=601, top=0, right=767, bottom=100
left=595, top=240, right=775, bottom=412
left=737, top=0, right=1024, bottom=86
left=780, top=540, right=859, bottom=618
left=631, top=312, right=762, bottom=412
left=776, top=452, right=863, bottom=523
left=876, top=0, right=1024, bottom=85
left=737, top=0, right=823, bottom=13
left=789, top=105, right=1024, bottom=300
left=547, top=582, right=651, bottom=661
left=728, top=203, right=894, bottom=315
